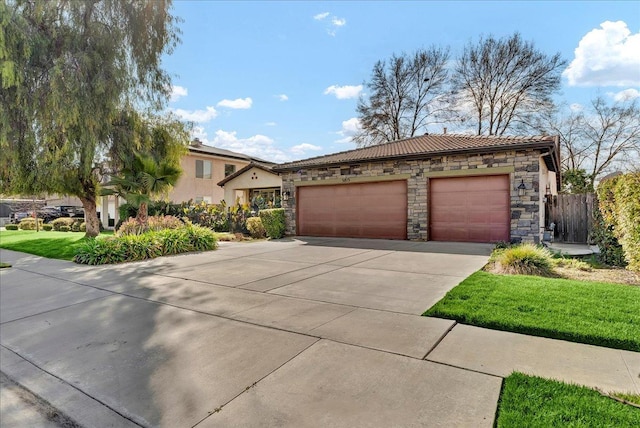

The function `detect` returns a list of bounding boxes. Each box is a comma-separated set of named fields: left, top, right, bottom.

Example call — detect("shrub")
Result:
left=70, top=219, right=83, bottom=232
left=117, top=215, right=183, bottom=236
left=74, top=223, right=217, bottom=265
left=595, top=173, right=640, bottom=271
left=59, top=225, right=71, bottom=232
left=592, top=206, right=626, bottom=267
left=246, top=217, right=266, bottom=238
left=5, top=224, right=19, bottom=230
left=42, top=224, right=53, bottom=231
left=612, top=173, right=640, bottom=271
left=80, top=222, right=86, bottom=232
left=259, top=208, right=286, bottom=239
left=74, top=238, right=126, bottom=265
left=18, top=218, right=44, bottom=230
left=552, top=257, right=593, bottom=271
left=491, top=243, right=555, bottom=276
left=51, top=217, right=76, bottom=231
left=228, top=202, right=250, bottom=233
left=181, top=201, right=229, bottom=231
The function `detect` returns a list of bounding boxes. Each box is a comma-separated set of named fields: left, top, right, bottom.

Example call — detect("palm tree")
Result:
left=102, top=152, right=182, bottom=230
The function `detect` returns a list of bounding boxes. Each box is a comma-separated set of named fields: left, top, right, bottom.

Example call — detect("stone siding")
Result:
left=281, top=149, right=544, bottom=243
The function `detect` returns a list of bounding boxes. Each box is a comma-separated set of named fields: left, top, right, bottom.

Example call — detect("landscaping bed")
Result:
left=424, top=271, right=640, bottom=351
left=496, top=373, right=640, bottom=427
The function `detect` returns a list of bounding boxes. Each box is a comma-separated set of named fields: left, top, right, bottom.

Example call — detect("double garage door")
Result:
left=297, top=181, right=408, bottom=239
left=296, top=175, right=510, bottom=242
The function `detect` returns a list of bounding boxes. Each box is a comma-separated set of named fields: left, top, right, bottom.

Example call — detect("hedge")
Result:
left=43, top=224, right=53, bottom=231
left=18, top=218, right=44, bottom=230
left=74, top=224, right=218, bottom=265
left=246, top=217, right=266, bottom=238
left=596, top=173, right=640, bottom=271
left=259, top=208, right=285, bottom=239
left=51, top=217, right=76, bottom=231
left=5, top=224, right=19, bottom=230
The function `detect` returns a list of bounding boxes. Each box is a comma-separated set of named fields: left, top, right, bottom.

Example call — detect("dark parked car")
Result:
left=9, top=211, right=29, bottom=224
left=58, top=206, right=85, bottom=218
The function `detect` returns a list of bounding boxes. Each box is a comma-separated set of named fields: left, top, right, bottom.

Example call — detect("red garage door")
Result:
left=430, top=175, right=510, bottom=243
left=297, top=181, right=407, bottom=239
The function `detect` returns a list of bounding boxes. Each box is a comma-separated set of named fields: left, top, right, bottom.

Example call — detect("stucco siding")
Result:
left=169, top=153, right=249, bottom=204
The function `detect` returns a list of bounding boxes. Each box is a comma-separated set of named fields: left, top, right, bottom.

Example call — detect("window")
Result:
left=195, top=160, right=212, bottom=179
left=195, top=196, right=213, bottom=204
left=224, top=164, right=236, bottom=177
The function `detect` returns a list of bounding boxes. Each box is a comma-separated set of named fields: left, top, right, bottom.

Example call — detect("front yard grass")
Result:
left=0, top=230, right=112, bottom=261
left=424, top=271, right=640, bottom=351
left=496, top=373, right=640, bottom=427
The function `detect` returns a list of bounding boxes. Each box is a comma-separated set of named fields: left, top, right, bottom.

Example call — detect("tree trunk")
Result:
left=136, top=201, right=149, bottom=231
left=80, top=196, right=100, bottom=238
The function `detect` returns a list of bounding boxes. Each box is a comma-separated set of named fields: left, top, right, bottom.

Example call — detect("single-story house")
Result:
left=273, top=134, right=560, bottom=244
left=217, top=162, right=281, bottom=209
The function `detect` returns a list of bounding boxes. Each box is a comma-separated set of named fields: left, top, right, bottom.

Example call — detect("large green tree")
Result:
left=0, top=0, right=181, bottom=237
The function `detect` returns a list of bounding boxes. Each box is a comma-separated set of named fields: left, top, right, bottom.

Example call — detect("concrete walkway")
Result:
left=1, top=239, right=638, bottom=427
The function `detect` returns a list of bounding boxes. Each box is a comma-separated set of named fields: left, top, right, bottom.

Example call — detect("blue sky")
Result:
left=162, top=1, right=640, bottom=163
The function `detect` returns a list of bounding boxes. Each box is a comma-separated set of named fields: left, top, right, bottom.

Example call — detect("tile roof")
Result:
left=188, top=142, right=274, bottom=164
left=274, top=134, right=557, bottom=171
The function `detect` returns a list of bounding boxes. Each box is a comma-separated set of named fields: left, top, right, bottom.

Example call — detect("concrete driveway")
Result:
left=1, top=238, right=499, bottom=427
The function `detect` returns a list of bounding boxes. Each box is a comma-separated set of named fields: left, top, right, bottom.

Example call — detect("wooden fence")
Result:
left=550, top=193, right=595, bottom=244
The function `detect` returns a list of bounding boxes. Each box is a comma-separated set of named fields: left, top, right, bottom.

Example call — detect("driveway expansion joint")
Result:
left=0, top=344, right=145, bottom=427
left=191, top=337, right=322, bottom=427
left=421, top=319, right=458, bottom=360
left=0, top=294, right=113, bottom=326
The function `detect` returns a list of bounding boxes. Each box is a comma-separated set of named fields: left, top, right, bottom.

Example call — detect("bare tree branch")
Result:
left=354, top=47, right=451, bottom=147
left=452, top=33, right=566, bottom=136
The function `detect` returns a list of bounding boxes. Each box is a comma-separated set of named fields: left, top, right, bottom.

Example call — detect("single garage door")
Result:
left=297, top=180, right=407, bottom=239
left=430, top=175, right=510, bottom=243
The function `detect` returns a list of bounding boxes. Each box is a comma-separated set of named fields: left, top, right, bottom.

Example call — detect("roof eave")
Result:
left=273, top=141, right=557, bottom=172
left=217, top=162, right=277, bottom=187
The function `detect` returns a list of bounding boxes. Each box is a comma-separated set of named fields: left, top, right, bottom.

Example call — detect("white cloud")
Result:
left=172, top=106, right=217, bottom=123
left=290, top=143, right=322, bottom=155
left=212, top=130, right=290, bottom=163
left=569, top=103, right=584, bottom=112
left=217, top=97, right=253, bottom=109
left=324, top=84, right=363, bottom=100
left=265, top=122, right=277, bottom=126
left=563, top=21, right=640, bottom=87
left=170, top=85, right=188, bottom=102
left=277, top=94, right=289, bottom=101
left=331, top=17, right=346, bottom=27
left=335, top=117, right=361, bottom=143
left=609, top=88, right=640, bottom=102
left=313, top=12, right=347, bottom=36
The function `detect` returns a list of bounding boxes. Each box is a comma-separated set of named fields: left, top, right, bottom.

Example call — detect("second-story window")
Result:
left=196, top=159, right=212, bottom=179
left=224, top=164, right=236, bottom=177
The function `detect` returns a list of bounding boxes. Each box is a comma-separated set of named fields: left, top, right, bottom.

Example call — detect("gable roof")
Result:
left=188, top=141, right=273, bottom=164
left=217, top=162, right=278, bottom=187
left=273, top=134, right=558, bottom=171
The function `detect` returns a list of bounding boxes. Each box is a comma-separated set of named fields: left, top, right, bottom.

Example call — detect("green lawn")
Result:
left=424, top=271, right=640, bottom=351
left=496, top=373, right=640, bottom=427
left=0, top=230, right=112, bottom=261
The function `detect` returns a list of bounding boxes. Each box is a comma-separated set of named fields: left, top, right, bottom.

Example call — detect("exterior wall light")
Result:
left=517, top=179, right=526, bottom=196
left=282, top=190, right=291, bottom=201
